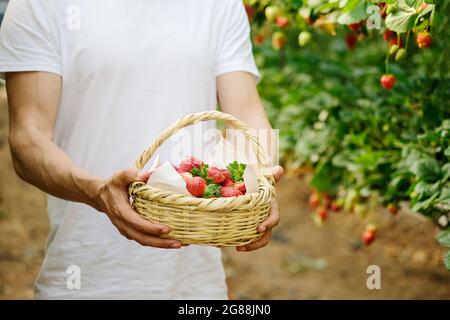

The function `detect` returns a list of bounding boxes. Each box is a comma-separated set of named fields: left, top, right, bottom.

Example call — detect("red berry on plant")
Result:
left=389, top=37, right=403, bottom=48
left=416, top=32, right=432, bottom=48
left=348, top=21, right=364, bottom=32
left=362, top=230, right=376, bottom=246
left=275, top=16, right=289, bottom=28
left=387, top=203, right=398, bottom=215
left=317, top=207, right=328, bottom=221
left=345, top=33, right=358, bottom=50
left=309, top=192, right=320, bottom=209
left=383, top=29, right=394, bottom=42
left=330, top=201, right=342, bottom=212
left=380, top=74, right=397, bottom=90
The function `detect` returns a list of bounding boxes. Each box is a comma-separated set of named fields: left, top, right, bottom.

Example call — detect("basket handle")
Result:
left=134, top=110, right=271, bottom=171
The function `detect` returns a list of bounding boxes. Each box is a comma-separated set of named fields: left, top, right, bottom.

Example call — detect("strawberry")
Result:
left=348, top=21, right=364, bottom=32
left=383, top=29, right=394, bottom=42
left=219, top=187, right=243, bottom=198
left=265, top=6, right=282, bottom=22
left=362, top=230, right=376, bottom=246
left=177, top=156, right=204, bottom=173
left=316, top=207, right=328, bottom=221
left=298, top=31, right=312, bottom=47
left=389, top=37, right=403, bottom=48
left=380, top=74, right=396, bottom=90
left=207, top=167, right=226, bottom=184
left=254, top=34, right=265, bottom=45
left=330, top=201, right=342, bottom=212
left=179, top=172, right=193, bottom=183
left=345, top=33, right=358, bottom=50
left=309, top=192, right=320, bottom=209
left=395, top=48, right=407, bottom=61
left=235, top=182, right=246, bottom=195
left=416, top=32, right=432, bottom=48
left=387, top=203, right=398, bottom=215
left=221, top=169, right=231, bottom=180
left=186, top=176, right=207, bottom=197
left=275, top=16, right=289, bottom=28
left=272, top=31, right=287, bottom=50
left=244, top=4, right=255, bottom=20
left=222, top=178, right=235, bottom=188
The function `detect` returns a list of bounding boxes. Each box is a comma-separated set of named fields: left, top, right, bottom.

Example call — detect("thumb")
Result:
left=114, top=168, right=149, bottom=185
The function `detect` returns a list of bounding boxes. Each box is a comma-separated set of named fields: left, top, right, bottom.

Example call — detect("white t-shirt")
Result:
left=0, top=0, right=259, bottom=299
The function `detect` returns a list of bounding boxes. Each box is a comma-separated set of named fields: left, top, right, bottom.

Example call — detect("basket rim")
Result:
left=129, top=179, right=273, bottom=206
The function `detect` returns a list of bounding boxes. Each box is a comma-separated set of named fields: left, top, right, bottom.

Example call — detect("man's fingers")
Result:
left=113, top=168, right=148, bottom=186
left=120, top=205, right=170, bottom=235
left=237, top=230, right=272, bottom=252
left=115, top=220, right=181, bottom=249
left=258, top=202, right=279, bottom=233
left=272, top=166, right=284, bottom=183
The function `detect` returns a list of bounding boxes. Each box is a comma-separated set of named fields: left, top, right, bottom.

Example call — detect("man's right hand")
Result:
left=92, top=168, right=182, bottom=249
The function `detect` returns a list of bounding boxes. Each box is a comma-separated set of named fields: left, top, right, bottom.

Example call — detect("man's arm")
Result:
left=217, top=71, right=283, bottom=252
left=6, top=71, right=181, bottom=249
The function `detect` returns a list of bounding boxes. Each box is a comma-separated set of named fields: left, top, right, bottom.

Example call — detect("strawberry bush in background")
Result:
left=244, top=0, right=449, bottom=268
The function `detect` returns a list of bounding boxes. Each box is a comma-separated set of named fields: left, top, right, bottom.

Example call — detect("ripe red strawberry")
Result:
left=389, top=37, right=403, bottom=48
left=345, top=33, right=358, bottom=50
left=330, top=201, right=342, bottom=212
left=362, top=230, right=376, bottom=246
left=275, top=16, right=289, bottom=28
left=177, top=156, right=204, bottom=173
left=219, top=187, right=243, bottom=198
left=380, top=74, right=396, bottom=90
left=348, top=21, right=364, bottom=32
left=254, top=34, right=265, bottom=45
left=179, top=172, right=193, bottom=183
left=309, top=193, right=320, bottom=209
left=186, top=176, right=207, bottom=197
left=383, top=29, right=394, bottom=42
left=222, top=178, right=235, bottom=188
left=221, top=169, right=231, bottom=180
left=207, top=167, right=226, bottom=184
left=235, top=182, right=246, bottom=195
left=245, top=5, right=255, bottom=20
left=416, top=32, right=432, bottom=48
left=316, top=207, right=328, bottom=221
left=387, top=203, right=398, bottom=215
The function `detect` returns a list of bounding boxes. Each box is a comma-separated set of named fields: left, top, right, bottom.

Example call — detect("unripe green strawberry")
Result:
left=389, top=44, right=399, bottom=55
left=395, top=48, right=407, bottom=61
left=265, top=6, right=282, bottom=22
left=298, top=31, right=312, bottom=47
left=386, top=4, right=397, bottom=14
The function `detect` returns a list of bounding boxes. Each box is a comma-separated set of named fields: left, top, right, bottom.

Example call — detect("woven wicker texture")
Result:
left=128, top=111, right=275, bottom=246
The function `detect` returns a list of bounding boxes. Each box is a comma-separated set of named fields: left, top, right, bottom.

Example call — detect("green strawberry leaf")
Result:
left=191, top=165, right=212, bottom=184
left=337, top=1, right=368, bottom=25
left=204, top=184, right=221, bottom=198
left=444, top=252, right=450, bottom=271
left=385, top=1, right=417, bottom=33
left=411, top=159, right=441, bottom=182
left=227, top=161, right=246, bottom=182
left=437, top=229, right=450, bottom=248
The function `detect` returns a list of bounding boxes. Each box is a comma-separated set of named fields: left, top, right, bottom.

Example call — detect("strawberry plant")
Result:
left=245, top=0, right=450, bottom=269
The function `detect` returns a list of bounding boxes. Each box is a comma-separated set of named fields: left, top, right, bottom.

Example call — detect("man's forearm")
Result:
left=10, top=125, right=102, bottom=208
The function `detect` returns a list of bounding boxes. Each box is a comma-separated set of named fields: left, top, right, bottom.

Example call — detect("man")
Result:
left=0, top=0, right=282, bottom=299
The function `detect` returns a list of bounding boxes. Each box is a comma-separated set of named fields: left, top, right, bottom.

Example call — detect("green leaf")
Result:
left=385, top=3, right=417, bottom=33
left=444, top=252, right=450, bottom=270
left=411, top=159, right=441, bottom=182
left=437, top=229, right=450, bottom=248
left=191, top=165, right=212, bottom=184
left=204, top=184, right=221, bottom=198
left=227, top=161, right=246, bottom=182
left=337, top=1, right=368, bottom=24
left=444, top=146, right=450, bottom=157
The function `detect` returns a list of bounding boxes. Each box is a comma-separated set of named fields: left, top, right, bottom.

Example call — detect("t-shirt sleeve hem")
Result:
left=0, top=63, right=62, bottom=80
left=215, top=62, right=261, bottom=83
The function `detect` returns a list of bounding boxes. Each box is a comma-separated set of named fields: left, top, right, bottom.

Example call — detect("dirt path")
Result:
left=0, top=87, right=449, bottom=299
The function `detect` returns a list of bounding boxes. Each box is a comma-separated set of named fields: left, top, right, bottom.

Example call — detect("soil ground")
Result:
left=0, top=87, right=449, bottom=299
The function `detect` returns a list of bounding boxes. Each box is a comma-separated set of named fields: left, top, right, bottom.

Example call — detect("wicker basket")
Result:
left=128, top=111, right=275, bottom=246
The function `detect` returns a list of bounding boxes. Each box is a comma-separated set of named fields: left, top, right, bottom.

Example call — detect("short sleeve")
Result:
left=0, top=0, right=61, bottom=80
left=215, top=0, right=260, bottom=81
